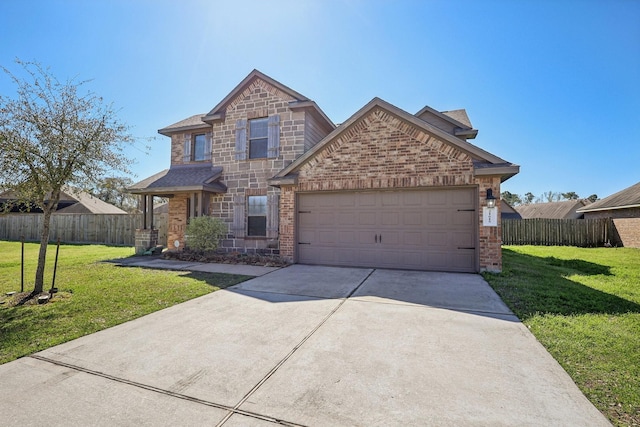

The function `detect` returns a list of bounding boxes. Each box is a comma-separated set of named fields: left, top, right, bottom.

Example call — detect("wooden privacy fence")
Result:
left=0, top=213, right=168, bottom=246
left=502, top=218, right=614, bottom=247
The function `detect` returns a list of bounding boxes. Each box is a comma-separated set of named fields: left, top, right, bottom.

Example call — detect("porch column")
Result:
left=142, top=194, right=148, bottom=229
left=146, top=194, right=154, bottom=230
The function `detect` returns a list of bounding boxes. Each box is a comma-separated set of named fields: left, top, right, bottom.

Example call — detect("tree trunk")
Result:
left=33, top=205, right=54, bottom=294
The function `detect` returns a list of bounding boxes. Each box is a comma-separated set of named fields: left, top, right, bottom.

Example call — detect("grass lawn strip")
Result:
left=483, top=246, right=640, bottom=427
left=0, top=241, right=251, bottom=365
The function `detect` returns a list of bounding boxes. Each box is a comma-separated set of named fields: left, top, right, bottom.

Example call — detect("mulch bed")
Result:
left=161, top=250, right=290, bottom=268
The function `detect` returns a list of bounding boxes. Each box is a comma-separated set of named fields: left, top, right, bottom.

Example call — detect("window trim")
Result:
left=248, top=117, right=269, bottom=159
left=247, top=195, right=267, bottom=236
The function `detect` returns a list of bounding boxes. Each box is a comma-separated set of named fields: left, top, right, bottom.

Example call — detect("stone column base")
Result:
left=135, top=229, right=159, bottom=255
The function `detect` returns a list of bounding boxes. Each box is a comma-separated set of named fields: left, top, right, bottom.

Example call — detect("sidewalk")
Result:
left=107, top=255, right=281, bottom=277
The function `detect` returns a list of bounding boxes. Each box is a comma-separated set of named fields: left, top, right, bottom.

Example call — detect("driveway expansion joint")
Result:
left=29, top=355, right=306, bottom=427
left=214, top=268, right=376, bottom=426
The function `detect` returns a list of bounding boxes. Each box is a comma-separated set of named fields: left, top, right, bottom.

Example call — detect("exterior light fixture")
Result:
left=486, top=189, right=497, bottom=208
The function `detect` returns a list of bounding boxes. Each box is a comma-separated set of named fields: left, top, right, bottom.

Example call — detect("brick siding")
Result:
left=585, top=208, right=640, bottom=248
left=278, top=108, right=503, bottom=272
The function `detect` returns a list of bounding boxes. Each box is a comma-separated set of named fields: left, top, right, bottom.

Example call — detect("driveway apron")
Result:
left=0, top=265, right=610, bottom=426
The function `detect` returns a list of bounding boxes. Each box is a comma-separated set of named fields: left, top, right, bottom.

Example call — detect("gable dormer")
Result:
left=415, top=105, right=478, bottom=140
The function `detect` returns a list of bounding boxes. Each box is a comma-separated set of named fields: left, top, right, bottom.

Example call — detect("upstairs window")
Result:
left=235, top=115, right=279, bottom=161
left=249, top=118, right=268, bottom=159
left=183, top=132, right=212, bottom=163
left=193, top=134, right=206, bottom=161
left=247, top=195, right=267, bottom=236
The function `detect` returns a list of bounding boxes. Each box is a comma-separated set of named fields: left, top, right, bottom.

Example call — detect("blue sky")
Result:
left=1, top=0, right=638, bottom=200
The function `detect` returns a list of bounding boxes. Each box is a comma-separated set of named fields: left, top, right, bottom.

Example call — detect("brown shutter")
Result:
left=232, top=194, right=245, bottom=238
left=204, top=132, right=212, bottom=162
left=266, top=193, right=279, bottom=238
left=267, top=115, right=280, bottom=158
left=183, top=134, right=191, bottom=162
left=235, top=119, right=247, bottom=160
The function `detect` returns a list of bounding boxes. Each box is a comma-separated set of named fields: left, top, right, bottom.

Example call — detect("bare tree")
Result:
left=540, top=191, right=560, bottom=203
left=0, top=60, right=135, bottom=295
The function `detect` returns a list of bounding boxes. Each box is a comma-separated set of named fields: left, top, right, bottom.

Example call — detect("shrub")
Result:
left=185, top=216, right=227, bottom=252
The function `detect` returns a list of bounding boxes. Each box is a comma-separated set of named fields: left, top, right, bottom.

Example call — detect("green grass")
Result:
left=483, top=246, right=640, bottom=426
left=0, top=241, right=251, bottom=365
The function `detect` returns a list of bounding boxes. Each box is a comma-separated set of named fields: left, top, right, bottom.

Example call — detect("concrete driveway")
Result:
left=0, top=265, right=610, bottom=426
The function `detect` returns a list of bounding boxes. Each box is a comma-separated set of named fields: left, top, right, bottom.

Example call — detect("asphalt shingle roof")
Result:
left=577, top=181, right=640, bottom=213
left=128, top=165, right=225, bottom=194
left=516, top=200, right=590, bottom=219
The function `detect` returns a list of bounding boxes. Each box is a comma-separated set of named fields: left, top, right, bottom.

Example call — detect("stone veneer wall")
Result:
left=166, top=78, right=332, bottom=253
left=279, top=108, right=503, bottom=272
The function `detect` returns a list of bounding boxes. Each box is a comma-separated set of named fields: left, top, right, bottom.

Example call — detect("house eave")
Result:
left=288, top=100, right=336, bottom=129
left=202, top=112, right=225, bottom=125
left=268, top=175, right=298, bottom=187
left=158, top=123, right=210, bottom=137
left=128, top=184, right=226, bottom=195
left=474, top=164, right=520, bottom=182
left=455, top=128, right=478, bottom=139
left=577, top=203, right=640, bottom=213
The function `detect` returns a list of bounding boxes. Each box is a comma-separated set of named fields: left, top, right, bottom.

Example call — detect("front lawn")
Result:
left=0, top=241, right=251, bottom=365
left=483, top=246, right=640, bottom=427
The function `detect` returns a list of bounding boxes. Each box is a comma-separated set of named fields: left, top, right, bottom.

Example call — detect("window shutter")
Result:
left=204, top=132, right=212, bottom=162
left=232, top=195, right=245, bottom=238
left=235, top=119, right=247, bottom=160
left=267, top=114, right=280, bottom=158
left=183, top=134, right=191, bottom=162
left=266, top=193, right=279, bottom=239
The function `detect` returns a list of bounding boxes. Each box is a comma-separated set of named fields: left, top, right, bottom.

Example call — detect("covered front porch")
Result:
left=128, top=165, right=226, bottom=254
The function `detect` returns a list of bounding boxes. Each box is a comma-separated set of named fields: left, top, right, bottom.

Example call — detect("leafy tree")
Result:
left=523, top=192, right=536, bottom=204
left=185, top=216, right=227, bottom=252
left=90, top=176, right=138, bottom=212
left=561, top=191, right=579, bottom=200
left=587, top=194, right=598, bottom=203
left=501, top=191, right=522, bottom=206
left=0, top=60, right=135, bottom=295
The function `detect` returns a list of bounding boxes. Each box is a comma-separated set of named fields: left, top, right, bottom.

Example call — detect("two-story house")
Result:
left=130, top=70, right=519, bottom=272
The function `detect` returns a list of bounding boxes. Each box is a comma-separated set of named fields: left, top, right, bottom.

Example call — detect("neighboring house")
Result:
left=516, top=200, right=590, bottom=219
left=501, top=200, right=522, bottom=219
left=130, top=70, right=519, bottom=272
left=576, top=181, right=640, bottom=248
left=0, top=188, right=126, bottom=214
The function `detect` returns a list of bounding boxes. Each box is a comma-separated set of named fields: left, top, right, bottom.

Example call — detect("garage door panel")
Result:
left=453, top=211, right=474, bottom=226
left=297, top=189, right=477, bottom=272
left=426, top=211, right=448, bottom=226
left=337, top=212, right=356, bottom=226
left=381, top=212, right=399, bottom=226
left=426, top=191, right=447, bottom=205
left=358, top=212, right=376, bottom=226
left=402, top=231, right=424, bottom=247
left=452, top=231, right=474, bottom=248
left=338, top=231, right=357, bottom=244
left=358, top=193, right=376, bottom=207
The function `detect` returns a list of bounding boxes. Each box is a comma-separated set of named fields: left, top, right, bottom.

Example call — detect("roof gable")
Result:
left=202, top=69, right=309, bottom=123
left=577, top=181, right=640, bottom=213
left=415, top=106, right=477, bottom=139
left=273, top=97, right=518, bottom=182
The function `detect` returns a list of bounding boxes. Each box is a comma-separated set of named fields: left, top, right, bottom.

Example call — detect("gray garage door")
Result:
left=297, top=188, right=477, bottom=272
